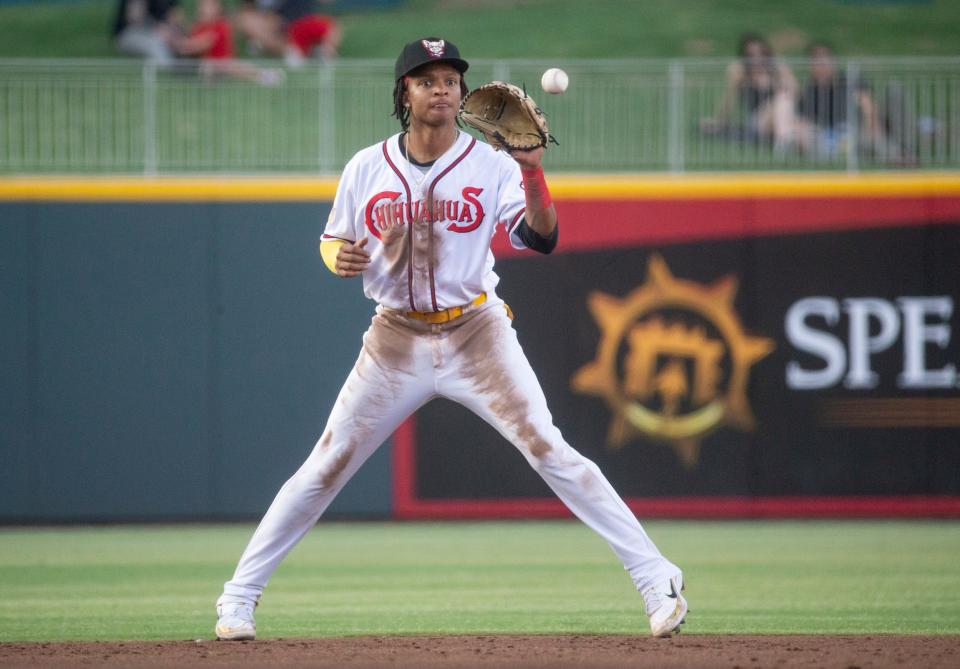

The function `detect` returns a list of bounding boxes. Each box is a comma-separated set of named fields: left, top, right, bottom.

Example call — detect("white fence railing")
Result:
left=1, top=57, right=958, bottom=174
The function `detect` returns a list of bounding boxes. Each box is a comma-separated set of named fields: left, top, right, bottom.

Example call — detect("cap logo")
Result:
left=421, top=39, right=446, bottom=58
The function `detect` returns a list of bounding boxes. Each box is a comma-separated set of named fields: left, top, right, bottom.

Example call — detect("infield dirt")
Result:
left=2, top=635, right=958, bottom=668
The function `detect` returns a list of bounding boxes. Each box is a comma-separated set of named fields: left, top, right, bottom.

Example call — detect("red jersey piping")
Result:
left=381, top=140, right=417, bottom=311
left=424, top=137, right=477, bottom=311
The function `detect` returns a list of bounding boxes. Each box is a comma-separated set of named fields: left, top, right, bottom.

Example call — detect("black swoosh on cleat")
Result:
left=667, top=582, right=679, bottom=599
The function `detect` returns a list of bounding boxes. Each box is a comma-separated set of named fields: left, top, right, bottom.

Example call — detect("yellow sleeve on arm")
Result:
left=319, top=239, right=344, bottom=274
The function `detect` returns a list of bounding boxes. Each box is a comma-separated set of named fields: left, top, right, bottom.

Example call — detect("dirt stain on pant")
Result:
left=365, top=314, right=416, bottom=377
left=312, top=431, right=356, bottom=489
left=455, top=309, right=553, bottom=460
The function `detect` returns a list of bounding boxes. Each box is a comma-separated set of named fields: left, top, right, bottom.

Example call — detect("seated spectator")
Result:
left=796, top=41, right=887, bottom=157
left=173, top=0, right=284, bottom=85
left=112, top=0, right=184, bottom=66
left=237, top=0, right=342, bottom=67
left=700, top=32, right=802, bottom=152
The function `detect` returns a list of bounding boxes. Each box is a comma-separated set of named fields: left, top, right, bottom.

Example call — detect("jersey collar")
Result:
left=385, top=130, right=474, bottom=197
left=398, top=133, right=435, bottom=168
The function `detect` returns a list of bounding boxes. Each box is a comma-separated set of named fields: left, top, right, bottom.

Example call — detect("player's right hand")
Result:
left=335, top=237, right=371, bottom=277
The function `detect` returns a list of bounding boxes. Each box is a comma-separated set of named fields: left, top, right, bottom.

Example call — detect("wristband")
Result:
left=520, top=166, right=553, bottom=211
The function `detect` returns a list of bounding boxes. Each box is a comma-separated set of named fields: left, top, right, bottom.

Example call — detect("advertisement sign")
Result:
left=394, top=179, right=960, bottom=517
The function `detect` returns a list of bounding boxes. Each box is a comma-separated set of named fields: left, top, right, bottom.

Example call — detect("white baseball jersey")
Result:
left=322, top=131, right=528, bottom=311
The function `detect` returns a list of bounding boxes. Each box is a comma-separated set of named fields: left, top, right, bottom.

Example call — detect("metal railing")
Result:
left=1, top=57, right=958, bottom=174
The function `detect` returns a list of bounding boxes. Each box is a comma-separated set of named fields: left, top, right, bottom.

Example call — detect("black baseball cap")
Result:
left=395, top=37, right=469, bottom=81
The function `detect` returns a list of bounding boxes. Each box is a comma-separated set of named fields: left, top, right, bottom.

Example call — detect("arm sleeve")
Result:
left=515, top=218, right=558, bottom=254
left=319, top=239, right=344, bottom=274
left=495, top=155, right=528, bottom=251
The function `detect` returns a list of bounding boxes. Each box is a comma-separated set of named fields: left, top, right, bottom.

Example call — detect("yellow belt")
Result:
left=406, top=293, right=487, bottom=324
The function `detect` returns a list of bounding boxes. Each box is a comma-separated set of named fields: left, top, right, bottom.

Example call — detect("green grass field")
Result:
left=1, top=520, right=958, bottom=641
left=2, top=0, right=960, bottom=59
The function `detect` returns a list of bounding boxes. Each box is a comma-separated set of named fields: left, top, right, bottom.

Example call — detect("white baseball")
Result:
left=540, top=68, right=569, bottom=94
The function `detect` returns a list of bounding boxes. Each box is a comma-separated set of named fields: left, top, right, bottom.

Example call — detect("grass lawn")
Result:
left=0, top=520, right=958, bottom=641
left=1, top=0, right=960, bottom=59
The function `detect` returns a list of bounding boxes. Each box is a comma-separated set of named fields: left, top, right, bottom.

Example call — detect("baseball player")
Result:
left=215, top=36, right=687, bottom=640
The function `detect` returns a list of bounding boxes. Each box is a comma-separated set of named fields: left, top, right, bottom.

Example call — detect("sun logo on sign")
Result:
left=571, top=255, right=774, bottom=467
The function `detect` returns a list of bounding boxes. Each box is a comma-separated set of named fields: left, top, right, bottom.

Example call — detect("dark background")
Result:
left=416, top=223, right=960, bottom=499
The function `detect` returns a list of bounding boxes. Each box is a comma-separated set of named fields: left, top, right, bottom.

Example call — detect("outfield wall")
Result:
left=2, top=174, right=959, bottom=521
left=0, top=184, right=387, bottom=521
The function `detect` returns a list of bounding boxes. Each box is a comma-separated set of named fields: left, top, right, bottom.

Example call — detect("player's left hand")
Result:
left=509, top=146, right=544, bottom=169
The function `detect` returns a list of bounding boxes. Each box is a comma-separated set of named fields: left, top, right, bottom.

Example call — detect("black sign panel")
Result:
left=413, top=223, right=960, bottom=501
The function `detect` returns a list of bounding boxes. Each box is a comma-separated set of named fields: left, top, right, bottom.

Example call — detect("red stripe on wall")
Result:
left=391, top=416, right=960, bottom=519
left=392, top=417, right=417, bottom=512
left=491, top=196, right=960, bottom=257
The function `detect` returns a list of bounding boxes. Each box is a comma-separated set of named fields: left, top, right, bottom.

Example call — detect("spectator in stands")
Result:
left=700, top=32, right=802, bottom=152
left=237, top=0, right=342, bottom=68
left=173, top=0, right=284, bottom=85
left=796, top=41, right=887, bottom=157
left=112, top=0, right=185, bottom=66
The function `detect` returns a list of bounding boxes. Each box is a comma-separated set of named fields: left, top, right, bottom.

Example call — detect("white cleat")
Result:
left=642, top=574, right=688, bottom=638
left=215, top=597, right=257, bottom=641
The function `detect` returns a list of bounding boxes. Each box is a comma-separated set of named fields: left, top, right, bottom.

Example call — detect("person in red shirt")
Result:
left=174, top=0, right=235, bottom=63
left=175, top=0, right=283, bottom=85
left=237, top=0, right=341, bottom=67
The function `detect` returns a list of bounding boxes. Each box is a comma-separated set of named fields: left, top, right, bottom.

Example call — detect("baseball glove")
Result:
left=460, top=81, right=556, bottom=151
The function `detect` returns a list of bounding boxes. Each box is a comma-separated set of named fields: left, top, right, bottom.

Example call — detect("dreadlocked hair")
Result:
left=392, top=78, right=411, bottom=130
left=392, top=75, right=470, bottom=130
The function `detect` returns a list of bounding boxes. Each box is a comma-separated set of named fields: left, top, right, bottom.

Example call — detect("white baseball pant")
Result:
left=222, top=301, right=680, bottom=602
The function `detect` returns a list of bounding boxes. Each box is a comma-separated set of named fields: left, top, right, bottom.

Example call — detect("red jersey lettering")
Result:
left=448, top=187, right=484, bottom=233
left=364, top=190, right=402, bottom=239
